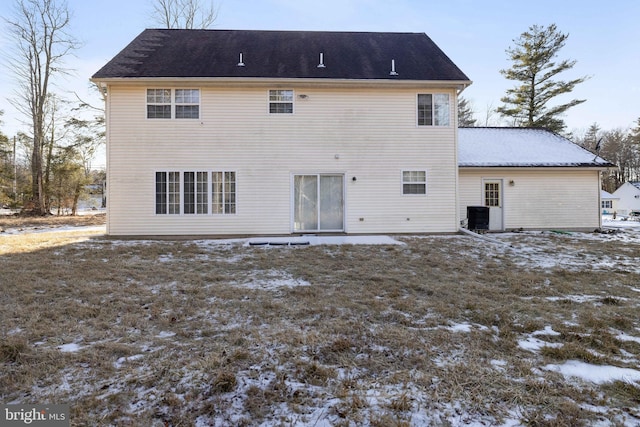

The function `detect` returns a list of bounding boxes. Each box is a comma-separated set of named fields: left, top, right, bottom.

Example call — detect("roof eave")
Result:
left=90, top=76, right=472, bottom=90
left=458, top=164, right=614, bottom=170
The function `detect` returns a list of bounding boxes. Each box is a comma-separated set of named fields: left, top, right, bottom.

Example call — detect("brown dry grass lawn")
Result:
left=1, top=219, right=639, bottom=426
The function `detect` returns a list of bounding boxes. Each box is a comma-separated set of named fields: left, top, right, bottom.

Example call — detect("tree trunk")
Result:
left=71, top=183, right=81, bottom=216
left=31, top=127, right=46, bottom=215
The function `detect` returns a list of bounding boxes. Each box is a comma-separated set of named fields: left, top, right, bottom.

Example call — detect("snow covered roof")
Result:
left=601, top=190, right=618, bottom=200
left=458, top=128, right=615, bottom=168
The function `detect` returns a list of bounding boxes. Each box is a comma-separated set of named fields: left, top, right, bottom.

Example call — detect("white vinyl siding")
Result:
left=459, top=169, right=601, bottom=230
left=106, top=85, right=458, bottom=236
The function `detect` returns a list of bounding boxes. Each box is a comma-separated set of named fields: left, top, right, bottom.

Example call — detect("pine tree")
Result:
left=457, top=97, right=477, bottom=127
left=497, top=24, right=588, bottom=134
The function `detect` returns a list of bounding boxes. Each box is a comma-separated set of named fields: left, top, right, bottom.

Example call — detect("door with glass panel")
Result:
left=293, top=174, right=344, bottom=232
left=483, top=179, right=504, bottom=231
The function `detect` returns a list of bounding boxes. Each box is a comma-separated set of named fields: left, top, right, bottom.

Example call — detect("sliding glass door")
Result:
left=294, top=174, right=344, bottom=232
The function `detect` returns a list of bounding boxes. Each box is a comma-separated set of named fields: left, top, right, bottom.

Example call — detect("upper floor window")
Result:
left=147, top=89, right=172, bottom=119
left=417, top=94, right=449, bottom=126
left=175, top=89, right=200, bottom=119
left=269, top=90, right=293, bottom=114
left=147, top=89, right=200, bottom=119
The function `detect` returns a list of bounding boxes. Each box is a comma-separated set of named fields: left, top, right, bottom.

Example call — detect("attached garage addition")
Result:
left=458, top=128, right=615, bottom=231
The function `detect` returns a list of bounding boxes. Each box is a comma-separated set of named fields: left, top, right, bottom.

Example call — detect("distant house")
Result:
left=612, top=182, right=640, bottom=216
left=91, top=29, right=471, bottom=236
left=600, top=190, right=618, bottom=215
left=458, top=128, right=615, bottom=231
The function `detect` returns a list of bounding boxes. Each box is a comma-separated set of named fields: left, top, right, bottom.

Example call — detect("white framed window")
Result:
left=212, top=171, right=236, bottom=214
left=175, top=89, right=200, bottom=119
left=147, top=89, right=172, bottom=119
left=269, top=89, right=294, bottom=114
left=155, top=171, right=181, bottom=214
left=155, top=171, right=235, bottom=215
left=402, top=170, right=427, bottom=195
left=417, top=93, right=450, bottom=126
left=183, top=171, right=209, bottom=214
left=147, top=89, right=200, bottom=119
left=601, top=200, right=613, bottom=209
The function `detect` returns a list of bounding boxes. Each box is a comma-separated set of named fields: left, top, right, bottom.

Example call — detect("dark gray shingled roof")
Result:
left=92, top=29, right=470, bottom=81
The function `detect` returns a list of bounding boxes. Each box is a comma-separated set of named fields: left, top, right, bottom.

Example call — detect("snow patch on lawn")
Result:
left=237, top=269, right=311, bottom=290
left=244, top=235, right=404, bottom=246
left=543, top=360, right=640, bottom=384
left=114, top=354, right=145, bottom=369
left=57, top=343, right=82, bottom=353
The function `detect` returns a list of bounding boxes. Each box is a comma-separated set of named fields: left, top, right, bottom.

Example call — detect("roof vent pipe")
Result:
left=317, top=52, right=326, bottom=68
left=390, top=59, right=398, bottom=76
left=237, top=52, right=245, bottom=67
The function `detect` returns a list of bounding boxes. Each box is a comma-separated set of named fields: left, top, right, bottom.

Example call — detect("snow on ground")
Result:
left=57, top=343, right=83, bottom=353
left=469, top=217, right=640, bottom=273
left=3, top=215, right=640, bottom=425
left=245, top=235, right=404, bottom=246
left=543, top=361, right=640, bottom=385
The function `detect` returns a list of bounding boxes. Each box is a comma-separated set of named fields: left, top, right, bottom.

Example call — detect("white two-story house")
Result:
left=92, top=29, right=471, bottom=236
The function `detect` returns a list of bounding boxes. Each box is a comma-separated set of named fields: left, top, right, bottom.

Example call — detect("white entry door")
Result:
left=293, top=174, right=344, bottom=232
left=483, top=179, right=504, bottom=231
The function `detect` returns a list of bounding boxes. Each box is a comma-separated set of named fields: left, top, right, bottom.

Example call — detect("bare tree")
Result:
left=151, top=0, right=218, bottom=29
left=599, top=129, right=640, bottom=191
left=5, top=0, right=79, bottom=214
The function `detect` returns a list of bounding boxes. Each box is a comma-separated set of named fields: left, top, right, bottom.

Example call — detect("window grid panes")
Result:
left=184, top=172, right=195, bottom=214
left=485, top=183, right=500, bottom=207
left=147, top=89, right=172, bottom=119
left=168, top=172, right=181, bottom=214
left=147, top=89, right=200, bottom=119
left=197, top=172, right=208, bottom=214
left=402, top=170, right=427, bottom=195
left=417, top=94, right=433, bottom=126
left=156, top=171, right=235, bottom=215
left=269, top=90, right=294, bottom=114
left=417, top=93, right=450, bottom=126
left=224, top=172, right=236, bottom=214
left=175, top=89, right=200, bottom=119
left=155, top=172, right=167, bottom=214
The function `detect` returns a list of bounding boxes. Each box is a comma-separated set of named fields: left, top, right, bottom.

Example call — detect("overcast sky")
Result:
left=1, top=0, right=638, bottom=142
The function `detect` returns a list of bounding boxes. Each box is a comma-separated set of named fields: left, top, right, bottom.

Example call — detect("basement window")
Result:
left=269, top=90, right=294, bottom=114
